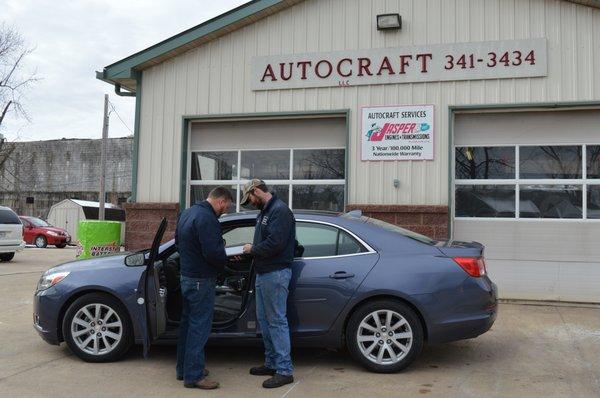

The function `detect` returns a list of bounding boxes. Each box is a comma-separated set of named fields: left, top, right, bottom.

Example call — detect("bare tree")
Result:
left=0, top=23, right=37, bottom=167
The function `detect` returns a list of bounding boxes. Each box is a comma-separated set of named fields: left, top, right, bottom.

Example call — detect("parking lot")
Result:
left=0, top=248, right=598, bottom=398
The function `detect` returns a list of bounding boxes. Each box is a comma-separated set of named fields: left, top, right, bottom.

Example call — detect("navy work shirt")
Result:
left=175, top=201, right=227, bottom=279
left=251, top=194, right=296, bottom=274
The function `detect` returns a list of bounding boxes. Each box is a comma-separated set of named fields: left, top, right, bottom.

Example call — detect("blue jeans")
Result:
left=176, top=276, right=215, bottom=384
left=255, top=267, right=293, bottom=376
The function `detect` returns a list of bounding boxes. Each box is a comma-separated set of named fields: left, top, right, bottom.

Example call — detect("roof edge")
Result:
left=98, top=0, right=288, bottom=85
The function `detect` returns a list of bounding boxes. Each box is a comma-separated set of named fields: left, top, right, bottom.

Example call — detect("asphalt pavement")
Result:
left=0, top=248, right=599, bottom=398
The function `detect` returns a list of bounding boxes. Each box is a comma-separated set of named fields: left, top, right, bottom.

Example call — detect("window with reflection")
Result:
left=519, top=185, right=582, bottom=219
left=455, top=185, right=516, bottom=218
left=293, top=149, right=345, bottom=180
left=191, top=152, right=237, bottom=180
left=519, top=146, right=582, bottom=179
left=455, top=146, right=515, bottom=179
left=292, top=185, right=344, bottom=212
left=241, top=150, right=290, bottom=180
left=587, top=145, right=600, bottom=179
left=296, top=222, right=365, bottom=257
left=586, top=185, right=600, bottom=219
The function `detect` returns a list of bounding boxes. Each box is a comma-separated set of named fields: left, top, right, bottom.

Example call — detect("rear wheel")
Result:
left=0, top=252, right=15, bottom=262
left=346, top=300, right=424, bottom=373
left=35, top=235, right=47, bottom=248
left=62, top=293, right=133, bottom=362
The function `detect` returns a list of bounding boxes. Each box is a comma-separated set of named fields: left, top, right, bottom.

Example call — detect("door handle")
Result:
left=329, top=271, right=355, bottom=279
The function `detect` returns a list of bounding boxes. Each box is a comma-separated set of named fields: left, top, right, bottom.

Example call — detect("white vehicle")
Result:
left=0, top=206, right=25, bottom=262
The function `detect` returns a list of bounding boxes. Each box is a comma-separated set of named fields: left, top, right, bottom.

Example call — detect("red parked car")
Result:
left=19, top=216, right=71, bottom=248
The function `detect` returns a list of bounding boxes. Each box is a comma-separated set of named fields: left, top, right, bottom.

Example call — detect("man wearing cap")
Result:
left=241, top=179, right=296, bottom=389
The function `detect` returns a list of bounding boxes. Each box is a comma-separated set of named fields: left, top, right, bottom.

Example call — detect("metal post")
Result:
left=99, top=94, right=109, bottom=220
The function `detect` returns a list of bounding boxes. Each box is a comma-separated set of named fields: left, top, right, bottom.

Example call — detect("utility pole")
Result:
left=99, top=94, right=109, bottom=221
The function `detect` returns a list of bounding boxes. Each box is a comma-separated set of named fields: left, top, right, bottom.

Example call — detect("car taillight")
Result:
left=453, top=257, right=486, bottom=277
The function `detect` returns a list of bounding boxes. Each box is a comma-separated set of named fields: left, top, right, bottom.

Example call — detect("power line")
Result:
left=108, top=101, right=134, bottom=135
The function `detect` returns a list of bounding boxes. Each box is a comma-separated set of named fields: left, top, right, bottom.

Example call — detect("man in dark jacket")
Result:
left=241, top=179, right=296, bottom=389
left=175, top=186, right=233, bottom=390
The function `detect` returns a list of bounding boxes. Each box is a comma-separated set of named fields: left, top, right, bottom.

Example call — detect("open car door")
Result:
left=135, top=217, right=168, bottom=357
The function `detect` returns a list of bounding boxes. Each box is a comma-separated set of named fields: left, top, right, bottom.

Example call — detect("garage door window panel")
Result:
left=293, top=185, right=345, bottom=212
left=293, top=149, right=345, bottom=180
left=455, top=185, right=516, bottom=218
left=241, top=150, right=290, bottom=180
left=519, top=185, right=583, bottom=219
left=587, top=145, right=600, bottom=179
left=191, top=151, right=237, bottom=181
left=587, top=185, right=600, bottom=219
left=519, top=146, right=582, bottom=179
left=455, top=146, right=515, bottom=179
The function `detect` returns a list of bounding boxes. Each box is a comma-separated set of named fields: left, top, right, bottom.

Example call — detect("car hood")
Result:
left=41, top=226, right=69, bottom=234
left=48, top=252, right=131, bottom=273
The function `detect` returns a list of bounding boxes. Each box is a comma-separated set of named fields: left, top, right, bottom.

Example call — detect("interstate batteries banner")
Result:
left=361, top=105, right=434, bottom=161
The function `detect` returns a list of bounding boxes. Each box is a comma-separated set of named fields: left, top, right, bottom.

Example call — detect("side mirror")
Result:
left=124, top=252, right=146, bottom=267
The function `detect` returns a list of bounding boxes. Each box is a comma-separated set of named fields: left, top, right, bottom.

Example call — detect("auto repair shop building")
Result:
left=98, top=0, right=600, bottom=303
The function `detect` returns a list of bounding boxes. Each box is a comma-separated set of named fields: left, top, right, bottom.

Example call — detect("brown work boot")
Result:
left=184, top=378, right=220, bottom=390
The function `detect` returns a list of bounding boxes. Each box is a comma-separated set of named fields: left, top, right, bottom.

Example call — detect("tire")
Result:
left=346, top=300, right=424, bottom=373
left=62, top=293, right=133, bottom=363
left=35, top=235, right=47, bottom=248
left=0, top=252, right=15, bottom=262
left=55, top=243, right=67, bottom=249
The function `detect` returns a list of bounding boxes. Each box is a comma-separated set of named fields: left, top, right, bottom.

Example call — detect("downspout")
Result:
left=115, top=83, right=136, bottom=97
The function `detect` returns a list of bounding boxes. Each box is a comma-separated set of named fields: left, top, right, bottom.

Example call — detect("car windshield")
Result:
left=364, top=217, right=438, bottom=245
left=29, top=218, right=51, bottom=227
left=0, top=209, right=21, bottom=224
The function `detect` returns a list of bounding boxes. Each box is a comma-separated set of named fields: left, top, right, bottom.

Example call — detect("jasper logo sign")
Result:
left=362, top=105, right=434, bottom=161
left=251, top=38, right=547, bottom=90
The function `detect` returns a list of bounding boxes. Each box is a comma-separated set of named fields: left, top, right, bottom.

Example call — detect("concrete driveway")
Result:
left=1, top=248, right=599, bottom=397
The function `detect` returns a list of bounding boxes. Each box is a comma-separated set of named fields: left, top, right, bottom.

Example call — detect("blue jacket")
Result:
left=175, top=201, right=227, bottom=279
left=251, top=194, right=296, bottom=274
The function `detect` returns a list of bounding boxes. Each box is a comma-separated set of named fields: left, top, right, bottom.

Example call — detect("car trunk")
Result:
left=0, top=210, right=23, bottom=247
left=435, top=240, right=484, bottom=258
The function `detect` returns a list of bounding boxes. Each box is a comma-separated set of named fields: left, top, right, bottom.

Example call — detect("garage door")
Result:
left=452, top=110, right=600, bottom=303
left=188, top=116, right=346, bottom=213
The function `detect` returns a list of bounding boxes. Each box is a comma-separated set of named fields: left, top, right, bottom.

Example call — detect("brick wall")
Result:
left=123, top=203, right=179, bottom=250
left=345, top=204, right=449, bottom=240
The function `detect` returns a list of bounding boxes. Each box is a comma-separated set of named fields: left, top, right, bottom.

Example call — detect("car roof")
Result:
left=0, top=206, right=16, bottom=212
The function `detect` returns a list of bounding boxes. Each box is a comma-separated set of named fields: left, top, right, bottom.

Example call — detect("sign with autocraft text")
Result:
left=251, top=38, right=547, bottom=90
left=362, top=105, right=434, bottom=161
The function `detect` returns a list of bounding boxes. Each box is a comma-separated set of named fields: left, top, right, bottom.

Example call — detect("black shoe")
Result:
left=177, top=368, right=209, bottom=381
left=249, top=365, right=276, bottom=376
left=262, top=373, right=294, bottom=389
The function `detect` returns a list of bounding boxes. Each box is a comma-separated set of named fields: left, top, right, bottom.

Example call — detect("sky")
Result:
left=0, top=0, right=247, bottom=142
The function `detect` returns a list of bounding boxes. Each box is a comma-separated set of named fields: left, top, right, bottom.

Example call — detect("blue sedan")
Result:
left=33, top=210, right=497, bottom=373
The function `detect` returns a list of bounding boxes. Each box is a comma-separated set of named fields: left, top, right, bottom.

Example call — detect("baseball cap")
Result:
left=240, top=179, right=266, bottom=206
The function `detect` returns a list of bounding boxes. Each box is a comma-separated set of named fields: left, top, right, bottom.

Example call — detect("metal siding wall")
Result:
left=136, top=0, right=600, bottom=204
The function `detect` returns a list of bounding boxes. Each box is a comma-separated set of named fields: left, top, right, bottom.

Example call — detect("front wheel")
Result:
left=55, top=243, right=67, bottom=249
left=62, top=293, right=133, bottom=362
left=35, top=235, right=47, bottom=248
left=0, top=252, right=15, bottom=262
left=346, top=300, right=424, bottom=373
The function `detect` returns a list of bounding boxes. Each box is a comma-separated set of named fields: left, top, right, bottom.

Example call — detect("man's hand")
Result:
left=242, top=243, right=253, bottom=254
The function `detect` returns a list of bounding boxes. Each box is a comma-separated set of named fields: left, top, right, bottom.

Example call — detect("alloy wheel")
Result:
left=71, top=303, right=123, bottom=356
left=356, top=309, right=413, bottom=365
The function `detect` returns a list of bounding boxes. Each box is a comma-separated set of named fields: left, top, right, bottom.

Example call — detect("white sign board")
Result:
left=251, top=38, right=547, bottom=90
left=361, top=105, right=434, bottom=161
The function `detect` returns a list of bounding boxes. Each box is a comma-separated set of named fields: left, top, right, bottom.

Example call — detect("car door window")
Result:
left=223, top=225, right=255, bottom=247
left=296, top=222, right=366, bottom=258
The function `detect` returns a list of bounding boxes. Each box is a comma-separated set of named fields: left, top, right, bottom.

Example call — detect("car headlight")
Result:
left=47, top=231, right=60, bottom=237
left=37, top=271, right=70, bottom=291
